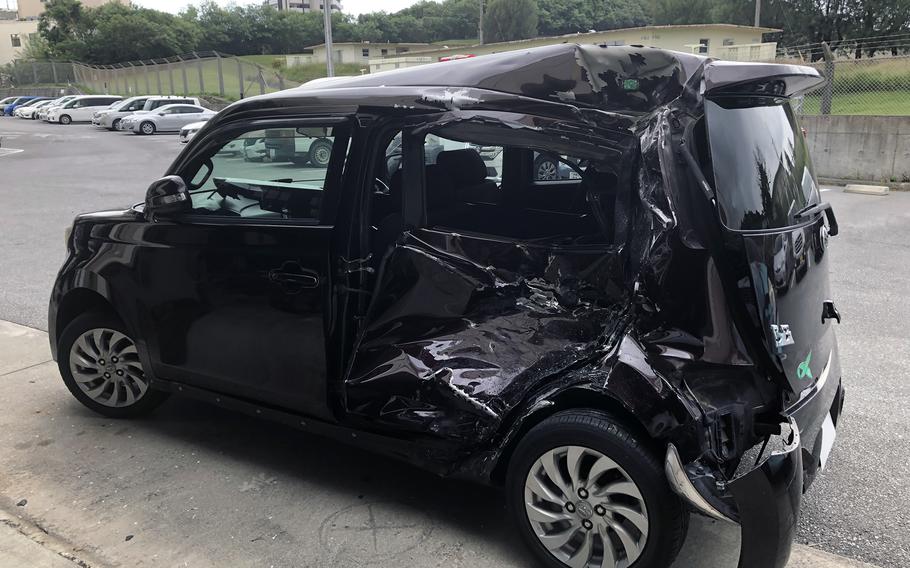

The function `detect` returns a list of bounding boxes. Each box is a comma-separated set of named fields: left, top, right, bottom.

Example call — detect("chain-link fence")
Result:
left=772, top=36, right=910, bottom=117
left=71, top=52, right=299, bottom=101
left=780, top=54, right=910, bottom=117
left=1, top=60, right=77, bottom=88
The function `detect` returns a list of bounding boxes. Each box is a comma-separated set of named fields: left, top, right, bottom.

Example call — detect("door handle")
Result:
left=268, top=261, right=319, bottom=290
left=269, top=271, right=318, bottom=287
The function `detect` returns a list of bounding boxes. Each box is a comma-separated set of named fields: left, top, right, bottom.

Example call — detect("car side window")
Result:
left=184, top=125, right=350, bottom=222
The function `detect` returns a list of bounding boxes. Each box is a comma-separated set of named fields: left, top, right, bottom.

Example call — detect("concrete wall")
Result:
left=803, top=115, right=910, bottom=182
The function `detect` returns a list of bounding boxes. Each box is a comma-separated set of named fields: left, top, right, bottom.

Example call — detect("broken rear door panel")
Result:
left=343, top=229, right=627, bottom=452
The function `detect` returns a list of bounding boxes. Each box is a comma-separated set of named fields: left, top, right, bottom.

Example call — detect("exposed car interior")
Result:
left=371, top=127, right=622, bottom=261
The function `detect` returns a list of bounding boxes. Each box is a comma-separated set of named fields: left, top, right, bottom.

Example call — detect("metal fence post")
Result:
left=821, top=42, right=835, bottom=116
left=168, top=62, right=175, bottom=94
left=216, top=55, right=225, bottom=97
left=180, top=58, right=189, bottom=94
left=196, top=55, right=205, bottom=94
left=155, top=66, right=162, bottom=94
left=51, top=61, right=58, bottom=84
left=144, top=66, right=151, bottom=94
left=237, top=58, right=244, bottom=99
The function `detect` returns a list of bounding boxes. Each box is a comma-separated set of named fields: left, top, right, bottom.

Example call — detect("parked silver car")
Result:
left=92, top=95, right=160, bottom=130
left=118, top=96, right=202, bottom=131
left=128, top=104, right=216, bottom=135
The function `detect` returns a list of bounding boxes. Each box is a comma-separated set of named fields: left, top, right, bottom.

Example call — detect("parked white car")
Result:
left=178, top=119, right=216, bottom=144
left=118, top=96, right=202, bottom=131
left=128, top=104, right=216, bottom=135
left=13, top=99, right=51, bottom=118
left=92, top=95, right=161, bottom=130
left=36, top=95, right=78, bottom=121
left=46, top=95, right=122, bottom=124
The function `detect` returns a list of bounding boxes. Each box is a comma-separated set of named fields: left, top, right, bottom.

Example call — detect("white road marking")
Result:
left=0, top=148, right=24, bottom=157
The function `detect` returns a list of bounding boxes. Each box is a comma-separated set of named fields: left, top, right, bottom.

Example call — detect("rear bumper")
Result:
left=667, top=377, right=844, bottom=568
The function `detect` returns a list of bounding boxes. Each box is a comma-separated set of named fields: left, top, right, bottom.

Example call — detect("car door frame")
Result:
left=142, top=114, right=365, bottom=420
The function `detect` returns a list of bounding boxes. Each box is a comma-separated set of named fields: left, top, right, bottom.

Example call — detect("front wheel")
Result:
left=139, top=121, right=156, bottom=135
left=506, top=410, right=687, bottom=568
left=59, top=114, right=72, bottom=125
left=58, top=312, right=169, bottom=418
left=110, top=118, right=121, bottom=130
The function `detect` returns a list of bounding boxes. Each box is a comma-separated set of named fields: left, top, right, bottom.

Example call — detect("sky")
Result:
left=129, top=0, right=427, bottom=16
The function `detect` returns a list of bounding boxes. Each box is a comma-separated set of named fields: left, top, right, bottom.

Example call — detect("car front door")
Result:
left=133, top=120, right=356, bottom=420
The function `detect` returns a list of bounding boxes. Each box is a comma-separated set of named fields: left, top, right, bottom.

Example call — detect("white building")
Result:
left=266, top=0, right=342, bottom=13
left=0, top=19, right=38, bottom=65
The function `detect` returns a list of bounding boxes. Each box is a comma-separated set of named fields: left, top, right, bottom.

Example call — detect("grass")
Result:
left=280, top=63, right=365, bottom=83
left=800, top=90, right=910, bottom=116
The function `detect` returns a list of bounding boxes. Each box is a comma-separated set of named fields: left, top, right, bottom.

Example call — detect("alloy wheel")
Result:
left=537, top=160, right=558, bottom=181
left=524, top=445, right=649, bottom=568
left=141, top=122, right=155, bottom=135
left=68, top=327, right=148, bottom=408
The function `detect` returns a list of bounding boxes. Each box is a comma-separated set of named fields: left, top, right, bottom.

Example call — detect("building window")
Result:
left=381, top=48, right=388, bottom=56
left=362, top=48, right=370, bottom=57
left=698, top=38, right=709, bottom=54
left=723, top=38, right=735, bottom=46
left=10, top=34, right=21, bottom=47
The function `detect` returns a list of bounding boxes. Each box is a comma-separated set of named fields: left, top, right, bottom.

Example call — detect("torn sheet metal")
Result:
left=345, top=230, right=628, bottom=450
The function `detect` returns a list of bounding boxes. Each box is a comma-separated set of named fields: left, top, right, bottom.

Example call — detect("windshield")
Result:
left=705, top=97, right=819, bottom=231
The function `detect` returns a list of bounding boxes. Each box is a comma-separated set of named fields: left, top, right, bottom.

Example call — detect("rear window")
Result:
left=705, top=97, right=819, bottom=231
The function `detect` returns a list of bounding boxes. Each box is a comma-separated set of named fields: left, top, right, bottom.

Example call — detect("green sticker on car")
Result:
left=796, top=351, right=813, bottom=380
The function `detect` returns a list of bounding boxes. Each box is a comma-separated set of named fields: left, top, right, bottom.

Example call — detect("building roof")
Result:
left=306, top=41, right=432, bottom=50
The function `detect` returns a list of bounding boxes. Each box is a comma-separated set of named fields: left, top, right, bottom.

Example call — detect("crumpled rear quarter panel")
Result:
left=345, top=229, right=627, bottom=454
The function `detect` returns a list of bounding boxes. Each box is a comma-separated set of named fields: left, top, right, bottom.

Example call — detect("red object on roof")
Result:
left=439, top=54, right=476, bottom=62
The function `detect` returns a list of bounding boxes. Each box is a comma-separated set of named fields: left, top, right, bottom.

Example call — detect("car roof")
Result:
left=208, top=43, right=823, bottom=135
left=156, top=103, right=206, bottom=111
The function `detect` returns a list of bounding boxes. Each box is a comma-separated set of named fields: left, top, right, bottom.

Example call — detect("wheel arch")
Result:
left=55, top=288, right=119, bottom=346
left=489, top=387, right=663, bottom=486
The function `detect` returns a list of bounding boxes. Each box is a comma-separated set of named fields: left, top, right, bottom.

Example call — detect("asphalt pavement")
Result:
left=0, top=118, right=908, bottom=567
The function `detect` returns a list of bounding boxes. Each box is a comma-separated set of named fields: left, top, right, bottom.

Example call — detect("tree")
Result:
left=484, top=0, right=539, bottom=42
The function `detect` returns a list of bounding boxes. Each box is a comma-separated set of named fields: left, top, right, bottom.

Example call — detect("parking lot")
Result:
left=0, top=118, right=907, bottom=567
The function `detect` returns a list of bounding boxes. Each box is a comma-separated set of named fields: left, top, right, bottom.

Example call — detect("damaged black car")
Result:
left=49, top=44, right=844, bottom=568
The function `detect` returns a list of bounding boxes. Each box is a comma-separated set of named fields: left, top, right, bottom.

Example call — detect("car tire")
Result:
left=111, top=118, right=121, bottom=131
left=140, top=121, right=156, bottom=135
left=308, top=138, right=333, bottom=168
left=534, top=155, right=559, bottom=181
left=57, top=312, right=169, bottom=419
left=59, top=114, right=72, bottom=125
left=506, top=410, right=687, bottom=568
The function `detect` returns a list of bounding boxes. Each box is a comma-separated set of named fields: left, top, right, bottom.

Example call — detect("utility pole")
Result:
left=479, top=0, right=484, bottom=44
left=323, top=1, right=335, bottom=77
left=754, top=0, right=761, bottom=28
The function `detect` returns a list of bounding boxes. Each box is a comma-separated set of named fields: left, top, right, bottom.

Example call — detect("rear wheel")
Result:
left=506, top=410, right=687, bottom=568
left=58, top=312, right=169, bottom=418
left=139, top=121, right=156, bottom=135
left=308, top=138, right=333, bottom=168
left=59, top=114, right=72, bottom=125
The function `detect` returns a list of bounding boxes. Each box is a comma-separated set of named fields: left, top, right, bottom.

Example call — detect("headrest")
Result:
left=436, top=149, right=489, bottom=185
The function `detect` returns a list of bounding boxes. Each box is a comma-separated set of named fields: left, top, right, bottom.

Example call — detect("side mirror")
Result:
left=145, top=175, right=189, bottom=217
left=157, top=112, right=166, bottom=117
